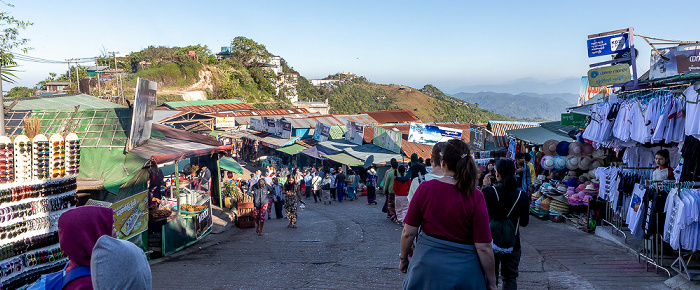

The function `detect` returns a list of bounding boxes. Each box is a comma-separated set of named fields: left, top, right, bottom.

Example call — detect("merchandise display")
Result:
left=0, top=133, right=81, bottom=288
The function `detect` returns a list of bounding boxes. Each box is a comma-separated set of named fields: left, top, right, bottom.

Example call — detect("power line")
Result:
left=11, top=53, right=96, bottom=64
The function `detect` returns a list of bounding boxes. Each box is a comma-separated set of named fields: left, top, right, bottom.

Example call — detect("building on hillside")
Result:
left=309, top=79, right=341, bottom=86
left=278, top=73, right=299, bottom=103
left=293, top=100, right=330, bottom=115
left=43, top=82, right=70, bottom=93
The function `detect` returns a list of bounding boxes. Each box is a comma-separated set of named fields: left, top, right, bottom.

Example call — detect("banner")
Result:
left=345, top=121, right=364, bottom=145
left=193, top=199, right=213, bottom=239
left=263, top=117, right=276, bottom=134
left=278, top=118, right=292, bottom=139
left=215, top=116, right=236, bottom=129
left=587, top=64, right=631, bottom=87
left=127, top=78, right=157, bottom=151
left=407, top=122, right=462, bottom=145
left=587, top=33, right=629, bottom=58
left=469, top=125, right=485, bottom=150
left=577, top=77, right=613, bottom=106
left=650, top=43, right=700, bottom=80
left=111, top=191, right=149, bottom=240
left=250, top=118, right=262, bottom=131
left=312, top=122, right=331, bottom=142
left=373, top=127, right=402, bottom=153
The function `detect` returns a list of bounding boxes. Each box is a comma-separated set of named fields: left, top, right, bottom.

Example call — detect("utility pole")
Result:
left=108, top=52, right=120, bottom=104
left=94, top=57, right=101, bottom=96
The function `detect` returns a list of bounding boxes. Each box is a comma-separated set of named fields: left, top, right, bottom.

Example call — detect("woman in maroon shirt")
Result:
left=400, top=139, right=497, bottom=290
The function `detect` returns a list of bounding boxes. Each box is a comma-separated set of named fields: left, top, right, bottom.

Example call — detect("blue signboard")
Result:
left=587, top=33, right=629, bottom=58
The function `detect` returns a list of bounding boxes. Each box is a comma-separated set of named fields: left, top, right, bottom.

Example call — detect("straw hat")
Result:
left=568, top=142, right=583, bottom=156
left=556, top=141, right=570, bottom=156
left=541, top=155, right=555, bottom=170
left=578, top=156, right=592, bottom=170
left=554, top=156, right=567, bottom=170
left=592, top=148, right=606, bottom=159
left=543, top=139, right=559, bottom=156
left=566, top=155, right=579, bottom=170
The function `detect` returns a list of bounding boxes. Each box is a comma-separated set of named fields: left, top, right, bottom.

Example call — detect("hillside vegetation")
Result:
left=452, top=92, right=575, bottom=121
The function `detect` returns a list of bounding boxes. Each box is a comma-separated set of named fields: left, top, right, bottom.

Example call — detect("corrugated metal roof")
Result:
left=211, top=108, right=310, bottom=117
left=506, top=121, right=575, bottom=145
left=220, top=129, right=272, bottom=140
left=259, top=135, right=299, bottom=149
left=343, top=143, right=403, bottom=165
left=152, top=124, right=221, bottom=146
left=333, top=114, right=377, bottom=125
left=487, top=121, right=539, bottom=147
left=163, top=103, right=256, bottom=113
left=153, top=110, right=182, bottom=122
left=4, top=93, right=127, bottom=110
left=361, top=110, right=421, bottom=124
left=324, top=152, right=363, bottom=166
left=317, top=139, right=357, bottom=152
left=401, top=141, right=434, bottom=161
left=295, top=138, right=319, bottom=148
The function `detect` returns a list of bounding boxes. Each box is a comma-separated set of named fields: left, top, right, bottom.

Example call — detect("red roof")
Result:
left=361, top=110, right=421, bottom=124
left=401, top=141, right=434, bottom=160
left=151, top=123, right=221, bottom=146
left=211, top=108, right=310, bottom=117
left=164, top=103, right=255, bottom=113
left=295, top=138, right=319, bottom=148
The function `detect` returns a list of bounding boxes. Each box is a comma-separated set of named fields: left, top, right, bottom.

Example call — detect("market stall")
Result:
left=0, top=133, right=83, bottom=289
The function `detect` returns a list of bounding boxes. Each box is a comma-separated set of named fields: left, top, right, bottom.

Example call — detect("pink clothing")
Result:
left=404, top=180, right=492, bottom=244
left=58, top=206, right=114, bottom=290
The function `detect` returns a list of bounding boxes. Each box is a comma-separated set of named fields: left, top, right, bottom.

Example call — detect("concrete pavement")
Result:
left=151, top=194, right=671, bottom=289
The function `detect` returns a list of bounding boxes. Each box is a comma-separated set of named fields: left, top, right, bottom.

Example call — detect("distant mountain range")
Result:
left=450, top=92, right=577, bottom=121
left=449, top=77, right=581, bottom=96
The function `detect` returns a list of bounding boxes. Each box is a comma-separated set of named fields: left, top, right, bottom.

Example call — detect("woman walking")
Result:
left=400, top=139, right=497, bottom=290
left=393, top=165, right=410, bottom=226
left=312, top=171, right=322, bottom=203
left=250, top=179, right=272, bottom=236
left=482, top=159, right=530, bottom=290
left=383, top=159, right=399, bottom=221
left=284, top=175, right=304, bottom=228
left=321, top=173, right=332, bottom=204
left=366, top=168, right=378, bottom=205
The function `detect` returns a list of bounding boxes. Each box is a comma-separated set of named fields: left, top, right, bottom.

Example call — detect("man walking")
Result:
left=304, top=170, right=313, bottom=199
left=336, top=167, right=346, bottom=203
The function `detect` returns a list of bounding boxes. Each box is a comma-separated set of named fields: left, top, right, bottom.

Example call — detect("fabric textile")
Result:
left=396, top=196, right=409, bottom=222
left=285, top=193, right=299, bottom=226
left=402, top=232, right=487, bottom=290
left=91, top=236, right=152, bottom=290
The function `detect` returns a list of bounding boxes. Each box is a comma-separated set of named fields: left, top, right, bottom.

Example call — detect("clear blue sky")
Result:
left=7, top=0, right=700, bottom=93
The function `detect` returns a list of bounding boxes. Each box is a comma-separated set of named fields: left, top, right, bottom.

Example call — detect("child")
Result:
left=652, top=149, right=674, bottom=181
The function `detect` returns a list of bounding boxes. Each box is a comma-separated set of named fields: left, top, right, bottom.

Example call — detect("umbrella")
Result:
left=219, top=157, right=244, bottom=175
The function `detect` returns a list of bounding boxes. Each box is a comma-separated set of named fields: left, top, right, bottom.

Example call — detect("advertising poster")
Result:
left=215, top=116, right=236, bottom=129
left=577, top=77, right=613, bottom=106
left=110, top=191, right=149, bottom=240
left=193, top=200, right=213, bottom=239
left=373, top=127, right=402, bottom=153
left=587, top=64, right=631, bottom=87
left=345, top=121, right=364, bottom=145
left=587, top=33, right=629, bottom=58
left=407, top=122, right=462, bottom=145
left=127, top=78, right=157, bottom=151
left=278, top=118, right=292, bottom=139
left=263, top=117, right=276, bottom=134
left=250, top=118, right=262, bottom=131
left=650, top=43, right=700, bottom=80
left=312, top=122, right=331, bottom=142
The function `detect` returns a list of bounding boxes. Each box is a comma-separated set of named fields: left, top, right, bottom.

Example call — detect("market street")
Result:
left=150, top=195, right=670, bottom=289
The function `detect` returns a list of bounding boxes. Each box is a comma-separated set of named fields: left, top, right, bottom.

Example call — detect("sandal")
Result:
left=291, top=225, right=297, bottom=228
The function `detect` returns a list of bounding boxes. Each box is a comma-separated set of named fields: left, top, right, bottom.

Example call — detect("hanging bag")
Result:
left=489, top=187, right=521, bottom=254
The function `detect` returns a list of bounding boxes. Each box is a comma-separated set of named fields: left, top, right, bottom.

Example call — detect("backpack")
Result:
left=27, top=265, right=91, bottom=290
left=489, top=187, right=521, bottom=254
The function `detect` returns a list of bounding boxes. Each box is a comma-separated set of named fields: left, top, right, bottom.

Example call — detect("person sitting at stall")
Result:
left=653, top=149, right=675, bottom=181
left=197, top=164, right=212, bottom=193
left=147, top=160, right=164, bottom=206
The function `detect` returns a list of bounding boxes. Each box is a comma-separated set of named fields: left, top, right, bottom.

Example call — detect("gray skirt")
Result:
left=403, top=232, right=487, bottom=290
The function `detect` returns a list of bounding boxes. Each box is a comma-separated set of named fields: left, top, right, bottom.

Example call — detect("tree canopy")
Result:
left=230, top=36, right=269, bottom=66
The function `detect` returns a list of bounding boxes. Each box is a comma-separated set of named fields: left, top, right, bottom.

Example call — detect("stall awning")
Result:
left=277, top=144, right=307, bottom=155
left=343, top=143, right=403, bottom=165
left=506, top=126, right=573, bottom=145
left=220, top=129, right=272, bottom=140
left=300, top=146, right=339, bottom=159
left=219, top=157, right=244, bottom=174
left=131, top=138, right=231, bottom=164
left=324, top=152, right=363, bottom=166
left=317, top=139, right=356, bottom=152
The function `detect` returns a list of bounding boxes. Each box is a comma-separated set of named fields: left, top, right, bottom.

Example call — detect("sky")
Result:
left=5, top=0, right=700, bottom=93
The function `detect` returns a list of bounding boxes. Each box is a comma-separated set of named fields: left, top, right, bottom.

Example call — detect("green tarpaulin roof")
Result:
left=219, top=157, right=244, bottom=174
left=163, top=99, right=243, bottom=108
left=4, top=93, right=127, bottom=110
left=324, top=152, right=363, bottom=166
left=506, top=122, right=574, bottom=145
left=276, top=144, right=307, bottom=155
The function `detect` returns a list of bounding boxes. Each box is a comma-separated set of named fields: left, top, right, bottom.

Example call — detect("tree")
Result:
left=0, top=3, right=33, bottom=82
left=230, top=36, right=269, bottom=66
left=5, top=86, right=33, bottom=98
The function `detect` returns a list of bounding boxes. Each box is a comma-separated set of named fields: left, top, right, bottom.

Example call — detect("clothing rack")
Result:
left=601, top=166, right=651, bottom=242
left=662, top=182, right=700, bottom=281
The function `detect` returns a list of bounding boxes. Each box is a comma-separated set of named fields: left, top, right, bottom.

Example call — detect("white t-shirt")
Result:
left=627, top=184, right=646, bottom=237
left=684, top=83, right=700, bottom=138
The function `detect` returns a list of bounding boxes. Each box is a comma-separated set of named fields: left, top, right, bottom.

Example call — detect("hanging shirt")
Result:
left=627, top=184, right=647, bottom=237
left=684, top=83, right=700, bottom=138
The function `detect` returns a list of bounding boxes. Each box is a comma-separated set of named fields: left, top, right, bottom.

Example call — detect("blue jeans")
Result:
left=336, top=183, right=345, bottom=202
